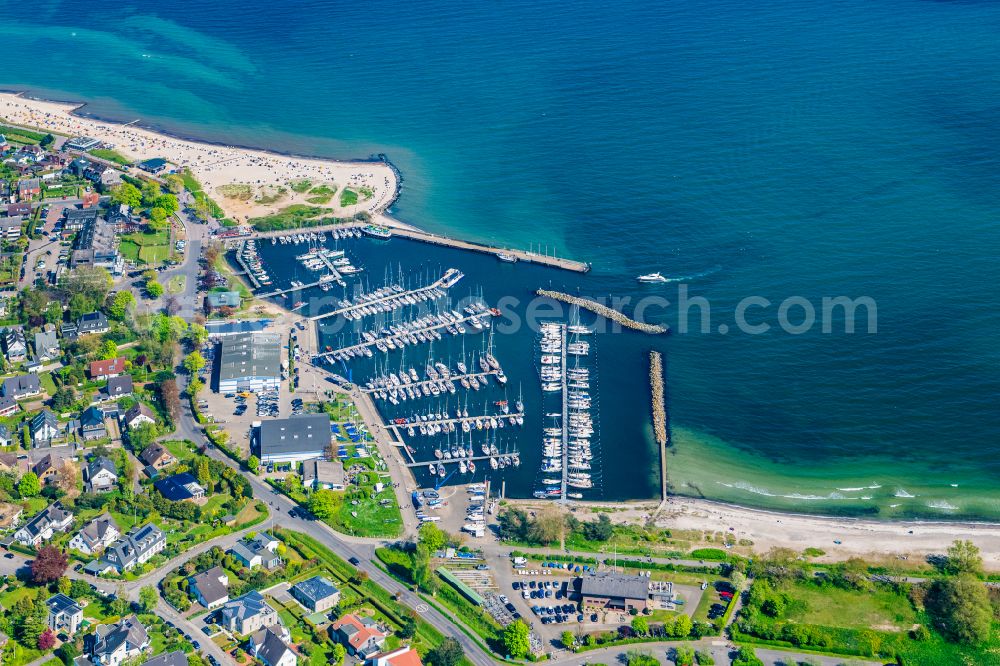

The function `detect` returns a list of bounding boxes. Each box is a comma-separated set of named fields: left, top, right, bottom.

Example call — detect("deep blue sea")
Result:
left=4, top=0, right=1000, bottom=517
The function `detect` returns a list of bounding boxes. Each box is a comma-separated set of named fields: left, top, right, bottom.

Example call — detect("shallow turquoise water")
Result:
left=6, top=0, right=1000, bottom=517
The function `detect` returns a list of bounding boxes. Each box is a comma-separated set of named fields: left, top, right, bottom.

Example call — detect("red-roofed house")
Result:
left=81, top=191, right=100, bottom=208
left=89, top=357, right=127, bottom=380
left=329, top=614, right=387, bottom=658
left=370, top=647, right=423, bottom=666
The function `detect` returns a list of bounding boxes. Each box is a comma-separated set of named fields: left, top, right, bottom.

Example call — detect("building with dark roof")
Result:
left=31, top=409, right=60, bottom=445
left=154, top=472, right=205, bottom=501
left=578, top=573, right=650, bottom=612
left=138, top=442, right=175, bottom=469
left=84, top=523, right=166, bottom=575
left=103, top=375, right=134, bottom=401
left=14, top=502, right=73, bottom=546
left=77, top=311, right=109, bottom=336
left=47, top=593, right=84, bottom=635
left=81, top=406, right=107, bottom=440
left=220, top=590, right=280, bottom=635
left=255, top=414, right=331, bottom=464
left=248, top=626, right=296, bottom=666
left=69, top=513, right=120, bottom=555
left=85, top=456, right=118, bottom=492
left=85, top=615, right=149, bottom=666
left=140, top=651, right=188, bottom=666
left=291, top=575, right=339, bottom=612
left=190, top=566, right=229, bottom=609
left=138, top=158, right=167, bottom=173
left=230, top=532, right=281, bottom=570
left=3, top=373, right=40, bottom=399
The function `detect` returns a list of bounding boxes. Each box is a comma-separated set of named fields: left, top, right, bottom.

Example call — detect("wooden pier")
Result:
left=309, top=280, right=445, bottom=322
left=559, top=323, right=569, bottom=503
left=313, top=311, right=495, bottom=360
left=257, top=278, right=333, bottom=299
left=405, top=455, right=501, bottom=469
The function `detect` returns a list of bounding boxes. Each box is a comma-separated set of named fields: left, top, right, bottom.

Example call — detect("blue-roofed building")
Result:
left=154, top=472, right=205, bottom=501
left=290, top=575, right=339, bottom=612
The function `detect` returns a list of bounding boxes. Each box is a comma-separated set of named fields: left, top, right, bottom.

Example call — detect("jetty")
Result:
left=650, top=351, right=668, bottom=502
left=312, top=310, right=493, bottom=360
left=257, top=279, right=330, bottom=299
left=558, top=322, right=569, bottom=502
left=389, top=410, right=525, bottom=432
left=405, top=455, right=499, bottom=469
left=361, top=370, right=502, bottom=395
left=309, top=278, right=450, bottom=322
left=536, top=289, right=668, bottom=334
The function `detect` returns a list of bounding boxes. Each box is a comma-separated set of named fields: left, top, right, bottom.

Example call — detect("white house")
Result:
left=69, top=514, right=120, bottom=555
left=47, top=593, right=83, bottom=636
left=14, top=502, right=73, bottom=547
left=189, top=566, right=229, bottom=609
left=249, top=626, right=296, bottom=666
left=86, top=615, right=149, bottom=666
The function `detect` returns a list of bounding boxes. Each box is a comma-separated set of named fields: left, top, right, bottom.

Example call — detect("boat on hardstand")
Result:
left=637, top=272, right=668, bottom=283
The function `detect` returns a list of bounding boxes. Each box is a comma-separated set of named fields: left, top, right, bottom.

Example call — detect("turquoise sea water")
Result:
left=4, top=0, right=1000, bottom=518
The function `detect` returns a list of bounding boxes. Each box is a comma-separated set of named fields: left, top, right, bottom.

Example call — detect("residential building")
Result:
left=34, top=329, right=60, bottom=361
left=138, top=442, right=175, bottom=470
left=47, top=593, right=84, bottom=636
left=302, top=460, right=345, bottom=490
left=578, top=573, right=651, bottom=612
left=85, top=615, right=150, bottom=666
left=123, top=403, right=156, bottom=430
left=0, top=427, right=11, bottom=448
left=329, top=614, right=387, bottom=658
left=205, top=291, right=242, bottom=312
left=248, top=626, right=296, bottom=666
left=3, top=328, right=27, bottom=362
left=32, top=409, right=61, bottom=445
left=69, top=513, right=120, bottom=555
left=369, top=647, right=423, bottom=666
left=83, top=523, right=166, bottom=575
left=217, top=332, right=281, bottom=393
left=6, top=203, right=30, bottom=218
left=230, top=532, right=282, bottom=570
left=103, top=375, right=134, bottom=401
left=3, top=373, right=40, bottom=399
left=140, top=651, right=187, bottom=666
left=81, top=406, right=108, bottom=441
left=13, top=502, right=73, bottom=546
left=64, top=207, right=99, bottom=232
left=255, top=414, right=331, bottom=464
left=72, top=215, right=123, bottom=275
left=220, top=590, right=280, bottom=635
left=190, top=566, right=229, bottom=609
left=77, top=311, right=110, bottom=336
left=85, top=456, right=118, bottom=493
left=89, top=357, right=127, bottom=380
left=290, top=575, right=339, bottom=612
left=154, top=472, right=205, bottom=501
left=0, top=395, right=16, bottom=417
left=17, top=178, right=40, bottom=200
left=0, top=216, right=21, bottom=240
left=33, top=453, right=63, bottom=485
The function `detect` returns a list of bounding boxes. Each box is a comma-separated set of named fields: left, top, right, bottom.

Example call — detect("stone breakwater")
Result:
left=650, top=351, right=668, bottom=447
left=534, top=290, right=669, bottom=334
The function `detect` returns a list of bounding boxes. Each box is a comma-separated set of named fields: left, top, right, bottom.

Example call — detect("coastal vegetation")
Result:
left=180, top=168, right=225, bottom=220
left=340, top=187, right=359, bottom=206
left=246, top=204, right=370, bottom=232
left=216, top=182, right=254, bottom=200
left=536, top=289, right=668, bottom=334
left=88, top=147, right=131, bottom=165
left=0, top=123, right=48, bottom=145
left=254, top=184, right=288, bottom=204
left=288, top=178, right=313, bottom=193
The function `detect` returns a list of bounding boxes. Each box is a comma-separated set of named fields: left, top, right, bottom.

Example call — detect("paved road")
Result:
left=160, top=200, right=209, bottom=320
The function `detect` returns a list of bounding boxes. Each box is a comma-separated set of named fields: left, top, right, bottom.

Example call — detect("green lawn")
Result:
left=120, top=228, right=171, bottom=265
left=782, top=581, right=916, bottom=631
left=288, top=179, right=313, bottom=193
left=89, top=148, right=132, bottom=165
left=38, top=371, right=57, bottom=395
left=162, top=439, right=196, bottom=461
left=167, top=275, right=186, bottom=294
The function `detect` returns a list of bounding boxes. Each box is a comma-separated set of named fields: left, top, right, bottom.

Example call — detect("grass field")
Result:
left=120, top=228, right=171, bottom=265
left=89, top=148, right=131, bottom=165
left=782, top=581, right=915, bottom=631
left=216, top=183, right=254, bottom=200
left=167, top=275, right=186, bottom=294
left=289, top=179, right=313, bottom=193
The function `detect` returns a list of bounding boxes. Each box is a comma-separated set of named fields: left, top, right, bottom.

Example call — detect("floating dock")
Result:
left=361, top=370, right=503, bottom=395
left=313, top=311, right=493, bottom=360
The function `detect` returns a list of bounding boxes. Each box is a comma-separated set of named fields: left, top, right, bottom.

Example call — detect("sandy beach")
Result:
left=514, top=496, right=1000, bottom=569
left=0, top=91, right=399, bottom=222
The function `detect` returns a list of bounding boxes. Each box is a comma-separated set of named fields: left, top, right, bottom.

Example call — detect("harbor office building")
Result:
left=216, top=332, right=281, bottom=393
left=578, top=573, right=654, bottom=613
left=254, top=414, right=332, bottom=464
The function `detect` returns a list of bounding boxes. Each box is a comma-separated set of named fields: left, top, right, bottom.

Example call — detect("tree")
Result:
left=399, top=615, right=417, bottom=639
left=38, top=628, right=56, bottom=650
left=111, top=182, right=142, bottom=209
left=148, top=207, right=168, bottom=230
left=630, top=616, right=648, bottom=635
left=18, top=472, right=40, bottom=498
left=107, top=290, right=136, bottom=321
left=625, top=649, right=659, bottom=666
left=183, top=351, right=206, bottom=375
left=309, top=489, right=337, bottom=520
left=945, top=540, right=983, bottom=576
left=527, top=506, right=564, bottom=545
left=672, top=646, right=695, bottom=666
left=247, top=455, right=260, bottom=473
left=139, top=585, right=158, bottom=612
left=730, top=571, right=747, bottom=593
left=560, top=630, right=575, bottom=649
left=57, top=576, right=72, bottom=595
left=31, top=545, right=69, bottom=583
left=927, top=574, right=992, bottom=644
left=70, top=578, right=92, bottom=598
left=501, top=620, right=531, bottom=659
left=141, top=180, right=161, bottom=207
left=732, top=646, right=764, bottom=666
left=187, top=323, right=209, bottom=347
left=40, top=133, right=55, bottom=147
left=164, top=174, right=185, bottom=194
left=426, top=637, right=463, bottom=666
left=582, top=513, right=614, bottom=541
left=160, top=377, right=180, bottom=422
left=100, top=339, right=119, bottom=360
left=188, top=377, right=204, bottom=396
left=56, top=640, right=80, bottom=665
left=331, top=643, right=346, bottom=665
left=130, top=422, right=160, bottom=450
left=196, top=459, right=212, bottom=489
left=155, top=194, right=179, bottom=216
left=671, top=613, right=692, bottom=638
left=146, top=281, right=164, bottom=298
left=418, top=522, right=449, bottom=551
left=110, top=584, right=130, bottom=616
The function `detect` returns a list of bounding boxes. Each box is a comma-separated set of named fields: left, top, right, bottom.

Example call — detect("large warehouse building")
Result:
left=255, top=414, right=332, bottom=464
left=217, top=332, right=281, bottom=393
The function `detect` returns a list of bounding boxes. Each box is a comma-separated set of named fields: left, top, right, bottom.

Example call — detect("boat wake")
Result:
left=657, top=264, right=723, bottom=283
left=927, top=500, right=958, bottom=511
left=894, top=489, right=916, bottom=498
